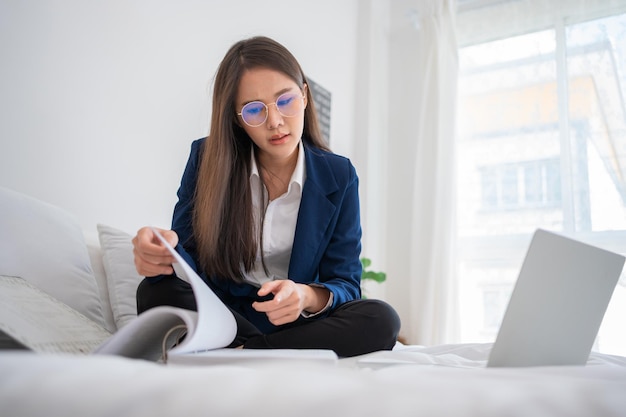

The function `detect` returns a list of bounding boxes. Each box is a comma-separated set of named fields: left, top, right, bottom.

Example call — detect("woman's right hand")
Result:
left=132, top=226, right=179, bottom=277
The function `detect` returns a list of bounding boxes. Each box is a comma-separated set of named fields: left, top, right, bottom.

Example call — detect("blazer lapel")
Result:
left=288, top=145, right=338, bottom=281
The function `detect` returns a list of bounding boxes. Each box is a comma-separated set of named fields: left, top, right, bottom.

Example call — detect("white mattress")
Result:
left=2, top=343, right=626, bottom=417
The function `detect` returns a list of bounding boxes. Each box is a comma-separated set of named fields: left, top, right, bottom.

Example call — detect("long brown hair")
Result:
left=194, top=36, right=329, bottom=281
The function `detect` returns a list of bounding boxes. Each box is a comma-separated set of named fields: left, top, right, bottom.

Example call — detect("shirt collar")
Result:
left=250, top=141, right=306, bottom=190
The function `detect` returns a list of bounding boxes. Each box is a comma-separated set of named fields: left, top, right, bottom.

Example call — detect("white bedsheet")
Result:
left=2, top=343, right=626, bottom=417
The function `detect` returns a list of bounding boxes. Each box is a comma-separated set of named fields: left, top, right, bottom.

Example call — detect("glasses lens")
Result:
left=276, top=93, right=302, bottom=117
left=241, top=102, right=267, bottom=126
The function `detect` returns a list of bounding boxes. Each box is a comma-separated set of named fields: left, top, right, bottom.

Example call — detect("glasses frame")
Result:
left=237, top=92, right=305, bottom=127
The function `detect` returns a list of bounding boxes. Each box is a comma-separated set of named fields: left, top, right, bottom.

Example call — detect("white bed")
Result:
left=2, top=344, right=626, bottom=417
left=2, top=187, right=626, bottom=417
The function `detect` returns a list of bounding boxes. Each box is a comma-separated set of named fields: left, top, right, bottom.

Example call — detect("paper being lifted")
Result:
left=94, top=228, right=237, bottom=361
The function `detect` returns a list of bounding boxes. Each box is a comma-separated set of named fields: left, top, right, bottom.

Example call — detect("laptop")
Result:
left=487, top=228, right=625, bottom=367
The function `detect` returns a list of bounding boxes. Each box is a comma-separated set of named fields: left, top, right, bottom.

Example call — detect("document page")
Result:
left=93, top=228, right=238, bottom=361
left=150, top=228, right=238, bottom=355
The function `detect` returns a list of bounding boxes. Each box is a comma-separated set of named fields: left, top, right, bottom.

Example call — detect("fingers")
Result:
left=158, top=228, right=179, bottom=248
left=255, top=280, right=282, bottom=298
left=132, top=226, right=179, bottom=277
left=252, top=280, right=303, bottom=326
left=264, top=309, right=298, bottom=326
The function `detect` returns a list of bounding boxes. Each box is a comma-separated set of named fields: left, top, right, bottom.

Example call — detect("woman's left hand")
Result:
left=252, top=280, right=329, bottom=326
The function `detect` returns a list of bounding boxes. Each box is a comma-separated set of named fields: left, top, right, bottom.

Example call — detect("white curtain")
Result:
left=408, top=0, right=458, bottom=345
left=386, top=0, right=459, bottom=345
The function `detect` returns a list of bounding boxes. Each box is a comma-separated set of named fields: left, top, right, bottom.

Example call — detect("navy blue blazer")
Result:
left=168, top=137, right=363, bottom=333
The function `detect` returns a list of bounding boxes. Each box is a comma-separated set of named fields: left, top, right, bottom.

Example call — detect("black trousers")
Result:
left=136, top=277, right=401, bottom=358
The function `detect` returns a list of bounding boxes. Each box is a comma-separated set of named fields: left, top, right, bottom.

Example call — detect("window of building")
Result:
left=479, top=159, right=561, bottom=210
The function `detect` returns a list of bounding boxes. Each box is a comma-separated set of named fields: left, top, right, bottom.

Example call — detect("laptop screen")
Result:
left=487, top=229, right=625, bottom=367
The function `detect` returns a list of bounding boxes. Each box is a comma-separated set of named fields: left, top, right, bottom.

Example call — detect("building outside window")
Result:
left=456, top=6, right=626, bottom=354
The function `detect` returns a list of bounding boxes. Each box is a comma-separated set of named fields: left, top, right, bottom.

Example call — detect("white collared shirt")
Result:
left=244, top=141, right=332, bottom=317
left=244, top=141, right=306, bottom=287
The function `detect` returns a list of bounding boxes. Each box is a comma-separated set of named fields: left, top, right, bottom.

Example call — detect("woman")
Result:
left=133, top=36, right=400, bottom=357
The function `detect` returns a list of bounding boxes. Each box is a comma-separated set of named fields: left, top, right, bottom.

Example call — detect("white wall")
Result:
left=1, top=0, right=409, bottom=335
left=0, top=0, right=360, bottom=238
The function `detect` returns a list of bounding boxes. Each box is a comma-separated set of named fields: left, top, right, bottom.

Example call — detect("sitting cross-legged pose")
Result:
left=133, top=35, right=401, bottom=357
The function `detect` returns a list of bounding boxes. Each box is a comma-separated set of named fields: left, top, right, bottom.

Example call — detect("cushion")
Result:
left=0, top=187, right=105, bottom=327
left=97, top=224, right=143, bottom=329
left=86, top=238, right=117, bottom=333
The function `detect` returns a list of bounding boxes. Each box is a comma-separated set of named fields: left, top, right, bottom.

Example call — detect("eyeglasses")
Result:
left=237, top=92, right=305, bottom=127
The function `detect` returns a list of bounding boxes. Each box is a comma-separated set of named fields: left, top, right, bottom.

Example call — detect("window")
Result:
left=479, top=159, right=561, bottom=210
left=456, top=7, right=626, bottom=355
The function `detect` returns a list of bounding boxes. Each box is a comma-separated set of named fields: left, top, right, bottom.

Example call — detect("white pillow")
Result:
left=97, top=224, right=144, bottom=329
left=0, top=187, right=105, bottom=327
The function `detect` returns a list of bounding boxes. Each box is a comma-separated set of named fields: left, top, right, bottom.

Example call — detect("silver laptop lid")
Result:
left=487, top=229, right=625, bottom=367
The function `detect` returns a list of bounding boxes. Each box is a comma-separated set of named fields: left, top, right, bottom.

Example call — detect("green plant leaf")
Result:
left=360, top=257, right=386, bottom=299
left=362, top=270, right=386, bottom=283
